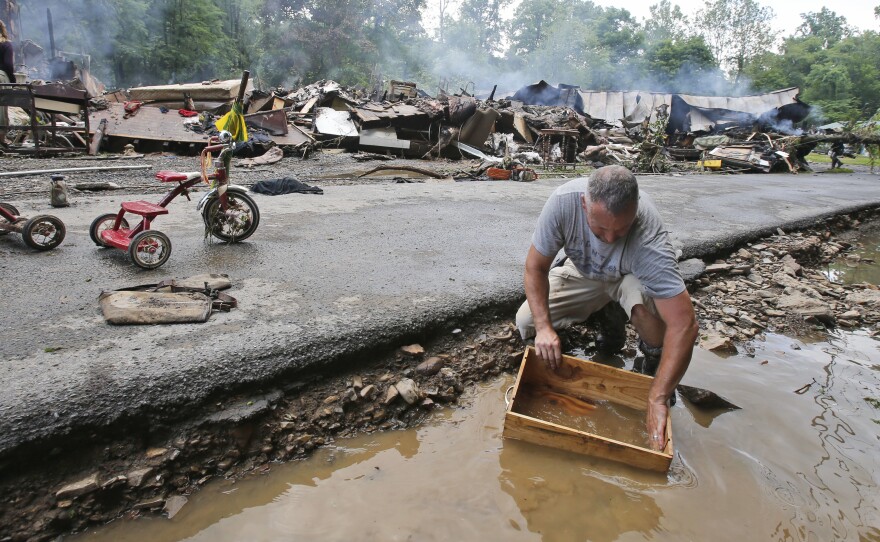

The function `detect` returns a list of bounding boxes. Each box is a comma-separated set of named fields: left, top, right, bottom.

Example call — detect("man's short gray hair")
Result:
left=587, top=165, right=639, bottom=214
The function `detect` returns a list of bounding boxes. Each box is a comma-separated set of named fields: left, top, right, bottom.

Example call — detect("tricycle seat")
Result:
left=121, top=200, right=169, bottom=216
left=156, top=170, right=199, bottom=183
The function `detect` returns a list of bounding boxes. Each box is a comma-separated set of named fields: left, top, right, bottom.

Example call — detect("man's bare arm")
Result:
left=646, top=290, right=698, bottom=450
left=524, top=244, right=562, bottom=369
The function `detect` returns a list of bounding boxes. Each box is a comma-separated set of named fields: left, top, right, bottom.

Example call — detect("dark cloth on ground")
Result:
left=233, top=133, right=273, bottom=157
left=250, top=177, right=323, bottom=196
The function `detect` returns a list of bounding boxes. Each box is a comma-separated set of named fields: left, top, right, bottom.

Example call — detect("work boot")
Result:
left=594, top=302, right=628, bottom=354
left=635, top=339, right=663, bottom=376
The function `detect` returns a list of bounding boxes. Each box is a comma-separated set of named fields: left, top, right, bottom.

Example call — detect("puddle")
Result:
left=825, top=229, right=880, bottom=285
left=73, top=331, right=880, bottom=542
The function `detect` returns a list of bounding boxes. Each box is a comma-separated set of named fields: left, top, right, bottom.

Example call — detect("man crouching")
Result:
left=516, top=165, right=698, bottom=451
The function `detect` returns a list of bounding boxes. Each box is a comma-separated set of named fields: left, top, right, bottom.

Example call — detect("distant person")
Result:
left=0, top=19, right=13, bottom=146
left=830, top=141, right=844, bottom=169
left=516, top=165, right=698, bottom=450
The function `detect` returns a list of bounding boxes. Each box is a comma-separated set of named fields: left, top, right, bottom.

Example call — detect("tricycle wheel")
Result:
left=129, top=230, right=172, bottom=269
left=0, top=202, right=20, bottom=236
left=22, top=215, right=66, bottom=251
left=90, top=213, right=129, bottom=247
left=203, top=191, right=260, bottom=242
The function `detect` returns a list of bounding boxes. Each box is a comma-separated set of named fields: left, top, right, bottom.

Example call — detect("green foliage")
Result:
left=642, top=36, right=716, bottom=92
left=696, top=0, right=777, bottom=82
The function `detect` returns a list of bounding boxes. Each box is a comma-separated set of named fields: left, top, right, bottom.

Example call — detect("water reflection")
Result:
left=824, top=230, right=880, bottom=285
left=498, top=439, right=663, bottom=542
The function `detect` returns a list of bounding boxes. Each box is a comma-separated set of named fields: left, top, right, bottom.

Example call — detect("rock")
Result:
left=323, top=395, right=339, bottom=404
left=722, top=306, right=738, bottom=316
left=400, top=344, right=425, bottom=356
left=781, top=255, right=801, bottom=277
left=416, top=357, right=444, bottom=376
left=764, top=309, right=786, bottom=317
left=360, top=384, right=377, bottom=399
left=352, top=376, right=364, bottom=390
left=845, top=290, right=880, bottom=305
left=757, top=290, right=775, bottom=299
left=55, top=473, right=100, bottom=499
left=145, top=447, right=168, bottom=459
left=776, top=292, right=834, bottom=321
left=382, top=386, right=400, bottom=405
left=840, top=310, right=861, bottom=320
left=752, top=244, right=767, bottom=251
left=202, top=391, right=282, bottom=424
left=394, top=379, right=421, bottom=405
left=420, top=398, right=435, bottom=409
left=127, top=467, right=154, bottom=488
left=163, top=495, right=188, bottom=519
left=737, top=248, right=752, bottom=259
left=699, top=331, right=737, bottom=353
left=101, top=475, right=127, bottom=489
left=679, top=258, right=707, bottom=282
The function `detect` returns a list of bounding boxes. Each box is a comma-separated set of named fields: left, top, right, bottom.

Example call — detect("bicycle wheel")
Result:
left=0, top=202, right=20, bottom=236
left=128, top=230, right=172, bottom=269
left=22, top=215, right=66, bottom=251
left=203, top=191, right=260, bottom=242
left=89, top=213, right=130, bottom=247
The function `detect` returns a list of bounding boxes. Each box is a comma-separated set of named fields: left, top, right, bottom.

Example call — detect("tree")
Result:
left=796, top=7, right=851, bottom=47
left=644, top=0, right=689, bottom=45
left=696, top=0, right=777, bottom=83
left=642, top=36, right=716, bottom=91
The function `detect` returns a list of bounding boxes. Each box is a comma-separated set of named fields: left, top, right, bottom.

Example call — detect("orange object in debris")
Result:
left=487, top=167, right=511, bottom=180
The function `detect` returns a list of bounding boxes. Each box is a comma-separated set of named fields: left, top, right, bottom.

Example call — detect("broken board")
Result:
left=128, top=79, right=253, bottom=102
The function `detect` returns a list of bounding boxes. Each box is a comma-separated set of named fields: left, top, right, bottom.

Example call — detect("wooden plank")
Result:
left=520, top=346, right=654, bottom=410
left=89, top=103, right=211, bottom=144
left=128, top=79, right=252, bottom=102
left=503, top=412, right=672, bottom=472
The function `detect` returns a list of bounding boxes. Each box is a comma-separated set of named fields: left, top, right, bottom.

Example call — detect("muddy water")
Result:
left=513, top=389, right=651, bottom=449
left=826, top=230, right=880, bottom=285
left=74, top=331, right=880, bottom=542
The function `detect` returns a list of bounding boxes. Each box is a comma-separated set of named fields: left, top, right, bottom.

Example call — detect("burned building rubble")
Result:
left=2, top=70, right=857, bottom=176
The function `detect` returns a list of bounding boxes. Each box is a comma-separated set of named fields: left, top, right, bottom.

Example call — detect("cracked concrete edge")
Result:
left=2, top=203, right=878, bottom=461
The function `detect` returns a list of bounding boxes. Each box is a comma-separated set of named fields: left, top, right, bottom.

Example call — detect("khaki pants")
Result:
left=516, top=258, right=656, bottom=339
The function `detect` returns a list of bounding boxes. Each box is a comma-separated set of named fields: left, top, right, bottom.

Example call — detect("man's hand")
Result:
left=535, top=327, right=562, bottom=370
left=646, top=395, right=669, bottom=451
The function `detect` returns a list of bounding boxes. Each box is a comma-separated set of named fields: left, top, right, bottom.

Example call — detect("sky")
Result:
left=423, top=1, right=879, bottom=41
left=589, top=0, right=878, bottom=37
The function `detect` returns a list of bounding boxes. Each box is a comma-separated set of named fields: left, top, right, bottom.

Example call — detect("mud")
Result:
left=1, top=210, right=879, bottom=541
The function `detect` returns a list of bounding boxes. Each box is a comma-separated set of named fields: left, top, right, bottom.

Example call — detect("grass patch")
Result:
left=818, top=168, right=855, bottom=174
left=865, top=397, right=880, bottom=409
left=807, top=153, right=873, bottom=166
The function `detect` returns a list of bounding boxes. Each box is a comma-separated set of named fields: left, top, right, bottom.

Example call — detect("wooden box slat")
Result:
left=504, top=346, right=673, bottom=472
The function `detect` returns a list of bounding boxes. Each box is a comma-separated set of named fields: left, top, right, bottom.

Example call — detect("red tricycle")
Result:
left=89, top=131, right=260, bottom=269
left=0, top=202, right=66, bottom=250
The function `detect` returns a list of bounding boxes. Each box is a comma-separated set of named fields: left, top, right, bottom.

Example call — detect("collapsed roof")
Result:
left=509, top=82, right=810, bottom=135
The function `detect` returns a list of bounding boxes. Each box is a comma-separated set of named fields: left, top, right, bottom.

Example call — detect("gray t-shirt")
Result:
left=532, top=177, right=685, bottom=299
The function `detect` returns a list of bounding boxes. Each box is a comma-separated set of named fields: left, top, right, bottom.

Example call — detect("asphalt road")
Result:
left=2, top=170, right=879, bottom=457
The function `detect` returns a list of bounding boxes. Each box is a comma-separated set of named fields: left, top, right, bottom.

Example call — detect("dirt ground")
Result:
left=1, top=204, right=878, bottom=541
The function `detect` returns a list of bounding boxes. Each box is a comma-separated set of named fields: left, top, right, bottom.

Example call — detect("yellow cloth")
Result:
left=215, top=102, right=248, bottom=142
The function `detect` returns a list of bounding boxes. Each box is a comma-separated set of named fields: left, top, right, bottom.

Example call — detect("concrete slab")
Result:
left=1, top=171, right=879, bottom=456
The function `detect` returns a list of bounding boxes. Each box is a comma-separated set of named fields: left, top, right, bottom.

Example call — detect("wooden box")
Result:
left=504, top=347, right=673, bottom=472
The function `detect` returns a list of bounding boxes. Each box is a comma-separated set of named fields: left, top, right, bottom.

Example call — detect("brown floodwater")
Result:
left=826, top=230, right=880, bottom=285
left=72, top=328, right=880, bottom=542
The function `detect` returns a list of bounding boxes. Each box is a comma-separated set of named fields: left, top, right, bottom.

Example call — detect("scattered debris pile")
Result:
left=7, top=71, right=877, bottom=175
